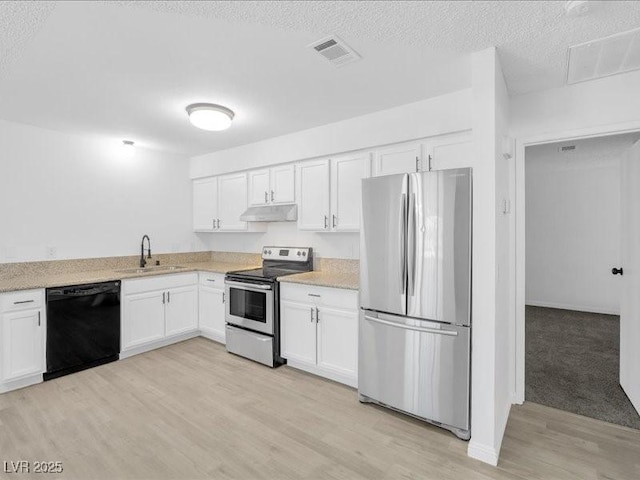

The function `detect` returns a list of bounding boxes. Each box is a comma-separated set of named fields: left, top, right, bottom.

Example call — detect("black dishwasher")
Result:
left=45, top=281, right=120, bottom=381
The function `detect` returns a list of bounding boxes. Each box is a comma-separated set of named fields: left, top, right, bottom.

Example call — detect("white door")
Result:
left=316, top=306, right=358, bottom=378
left=620, top=139, right=640, bottom=414
left=1, top=309, right=44, bottom=382
left=280, top=300, right=317, bottom=364
left=331, top=153, right=370, bottom=231
left=122, top=291, right=165, bottom=349
left=199, top=286, right=226, bottom=343
left=270, top=164, right=295, bottom=204
left=193, top=177, right=218, bottom=232
left=218, top=172, right=248, bottom=231
left=297, top=159, right=330, bottom=231
left=248, top=169, right=270, bottom=206
left=372, top=142, right=422, bottom=176
left=165, top=286, right=198, bottom=337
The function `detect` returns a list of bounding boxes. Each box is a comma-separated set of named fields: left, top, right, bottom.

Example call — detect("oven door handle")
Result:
left=224, top=280, right=273, bottom=291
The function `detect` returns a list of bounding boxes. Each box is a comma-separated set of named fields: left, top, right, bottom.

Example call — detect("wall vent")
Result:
left=567, top=27, right=640, bottom=84
left=309, top=35, right=361, bottom=67
left=559, top=145, right=577, bottom=153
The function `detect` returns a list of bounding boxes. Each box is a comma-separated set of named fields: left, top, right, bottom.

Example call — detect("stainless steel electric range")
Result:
left=224, top=246, right=313, bottom=367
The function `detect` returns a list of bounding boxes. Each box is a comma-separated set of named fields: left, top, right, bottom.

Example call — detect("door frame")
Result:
left=513, top=120, right=640, bottom=404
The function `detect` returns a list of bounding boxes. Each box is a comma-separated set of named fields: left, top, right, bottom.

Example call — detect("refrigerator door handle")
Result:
left=407, top=192, right=417, bottom=296
left=363, top=314, right=458, bottom=336
left=400, top=193, right=407, bottom=294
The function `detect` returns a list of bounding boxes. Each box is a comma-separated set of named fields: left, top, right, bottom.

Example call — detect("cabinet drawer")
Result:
left=0, top=289, right=44, bottom=313
left=199, top=272, right=225, bottom=288
left=280, top=283, right=358, bottom=310
left=122, top=273, right=198, bottom=295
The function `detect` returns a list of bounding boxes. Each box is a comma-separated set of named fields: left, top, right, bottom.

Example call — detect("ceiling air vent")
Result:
left=309, top=35, right=361, bottom=67
left=567, top=27, right=640, bottom=84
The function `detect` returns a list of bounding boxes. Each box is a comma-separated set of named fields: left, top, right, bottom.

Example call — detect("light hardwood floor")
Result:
left=1, top=338, right=639, bottom=480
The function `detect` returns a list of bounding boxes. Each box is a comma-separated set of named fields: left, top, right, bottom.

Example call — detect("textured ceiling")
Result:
left=0, top=1, right=639, bottom=156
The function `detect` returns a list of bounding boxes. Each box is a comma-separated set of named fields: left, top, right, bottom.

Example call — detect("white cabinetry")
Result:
left=193, top=173, right=265, bottom=233
left=248, top=164, right=295, bottom=206
left=198, top=272, right=226, bottom=343
left=0, top=289, right=45, bottom=393
left=121, top=273, right=199, bottom=357
left=371, top=132, right=473, bottom=176
left=280, top=283, right=358, bottom=387
left=297, top=159, right=331, bottom=231
left=297, top=155, right=370, bottom=232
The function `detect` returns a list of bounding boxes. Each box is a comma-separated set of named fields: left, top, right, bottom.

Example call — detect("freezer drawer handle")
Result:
left=364, top=315, right=458, bottom=336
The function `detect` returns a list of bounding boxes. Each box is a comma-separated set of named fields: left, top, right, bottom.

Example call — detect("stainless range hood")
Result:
left=239, top=204, right=298, bottom=222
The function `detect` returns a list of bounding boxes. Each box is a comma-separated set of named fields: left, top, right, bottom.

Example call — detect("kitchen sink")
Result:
left=115, top=265, right=188, bottom=274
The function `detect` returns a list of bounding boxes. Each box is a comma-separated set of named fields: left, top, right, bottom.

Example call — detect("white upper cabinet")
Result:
left=297, top=159, right=331, bottom=231
left=270, top=164, right=295, bottom=204
left=248, top=169, right=271, bottom=206
left=372, top=141, right=423, bottom=176
left=217, top=172, right=248, bottom=231
left=193, top=177, right=219, bottom=232
left=427, top=132, right=474, bottom=170
left=330, top=153, right=371, bottom=232
left=248, top=164, right=295, bottom=206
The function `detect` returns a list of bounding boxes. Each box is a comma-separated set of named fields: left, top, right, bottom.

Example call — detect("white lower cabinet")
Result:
left=280, top=283, right=358, bottom=387
left=198, top=272, right=226, bottom=343
left=0, top=289, right=46, bottom=392
left=121, top=273, right=198, bottom=356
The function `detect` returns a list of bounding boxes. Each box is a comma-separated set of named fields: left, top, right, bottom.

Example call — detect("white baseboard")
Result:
left=199, top=328, right=225, bottom=344
left=0, top=373, right=43, bottom=393
left=525, top=300, right=619, bottom=316
left=468, top=441, right=499, bottom=466
left=286, top=359, right=357, bottom=388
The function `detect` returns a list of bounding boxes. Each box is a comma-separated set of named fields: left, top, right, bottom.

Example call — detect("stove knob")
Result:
left=297, top=251, right=301, bottom=256
left=268, top=250, right=272, bottom=254
left=263, top=249, right=267, bottom=254
left=302, top=251, right=306, bottom=256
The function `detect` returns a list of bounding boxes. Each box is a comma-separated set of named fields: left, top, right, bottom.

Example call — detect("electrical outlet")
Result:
left=46, top=246, right=57, bottom=259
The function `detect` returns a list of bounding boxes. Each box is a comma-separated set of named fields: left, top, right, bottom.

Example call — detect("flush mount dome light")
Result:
left=186, top=103, right=234, bottom=131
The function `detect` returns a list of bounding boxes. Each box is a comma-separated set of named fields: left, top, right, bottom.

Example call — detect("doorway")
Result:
left=521, top=132, right=640, bottom=428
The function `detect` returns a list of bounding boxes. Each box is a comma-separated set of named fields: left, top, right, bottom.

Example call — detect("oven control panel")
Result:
left=262, top=247, right=311, bottom=262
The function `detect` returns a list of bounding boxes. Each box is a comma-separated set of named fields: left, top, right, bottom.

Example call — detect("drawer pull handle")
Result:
left=308, top=293, right=321, bottom=298
left=206, top=279, right=216, bottom=282
left=14, top=300, right=35, bottom=304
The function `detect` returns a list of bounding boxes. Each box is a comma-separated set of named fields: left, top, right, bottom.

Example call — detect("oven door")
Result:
left=225, top=280, right=274, bottom=335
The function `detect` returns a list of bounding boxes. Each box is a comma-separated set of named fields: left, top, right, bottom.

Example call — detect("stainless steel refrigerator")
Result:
left=359, top=168, right=472, bottom=440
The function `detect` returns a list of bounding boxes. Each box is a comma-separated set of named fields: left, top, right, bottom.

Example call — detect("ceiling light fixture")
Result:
left=122, top=140, right=135, bottom=158
left=186, top=103, right=235, bottom=131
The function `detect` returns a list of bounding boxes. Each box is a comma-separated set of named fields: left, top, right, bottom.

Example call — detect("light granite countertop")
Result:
left=278, top=270, right=359, bottom=291
left=0, top=260, right=259, bottom=293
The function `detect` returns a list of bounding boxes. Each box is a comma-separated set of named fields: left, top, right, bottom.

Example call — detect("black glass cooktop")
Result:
left=227, top=267, right=304, bottom=281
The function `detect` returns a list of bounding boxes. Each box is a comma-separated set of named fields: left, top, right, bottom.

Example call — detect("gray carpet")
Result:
left=526, top=305, right=640, bottom=429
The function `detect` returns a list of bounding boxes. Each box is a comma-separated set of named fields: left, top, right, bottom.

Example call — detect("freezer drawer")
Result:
left=358, top=310, right=470, bottom=435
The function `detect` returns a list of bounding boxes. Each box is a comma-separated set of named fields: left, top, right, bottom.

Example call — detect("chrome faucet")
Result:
left=140, top=235, right=151, bottom=268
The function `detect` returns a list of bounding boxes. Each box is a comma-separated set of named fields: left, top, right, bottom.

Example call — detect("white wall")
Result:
left=199, top=224, right=359, bottom=260
left=0, top=119, right=203, bottom=263
left=525, top=135, right=639, bottom=315
left=467, top=47, right=512, bottom=466
left=190, top=89, right=473, bottom=178
left=511, top=69, right=640, bottom=139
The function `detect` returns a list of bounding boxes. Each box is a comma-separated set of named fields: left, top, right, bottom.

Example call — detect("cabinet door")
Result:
left=1, top=309, right=44, bottom=382
left=316, top=306, right=358, bottom=378
left=270, top=164, right=295, bottom=204
left=280, top=300, right=317, bottom=364
left=199, top=286, right=226, bottom=343
left=122, top=291, right=165, bottom=349
left=248, top=169, right=270, bottom=206
left=428, top=136, right=474, bottom=171
left=165, top=285, right=198, bottom=337
left=331, top=153, right=370, bottom=232
left=218, top=172, right=248, bottom=231
left=193, top=177, right=218, bottom=232
left=297, top=159, right=330, bottom=231
left=372, top=142, right=423, bottom=176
